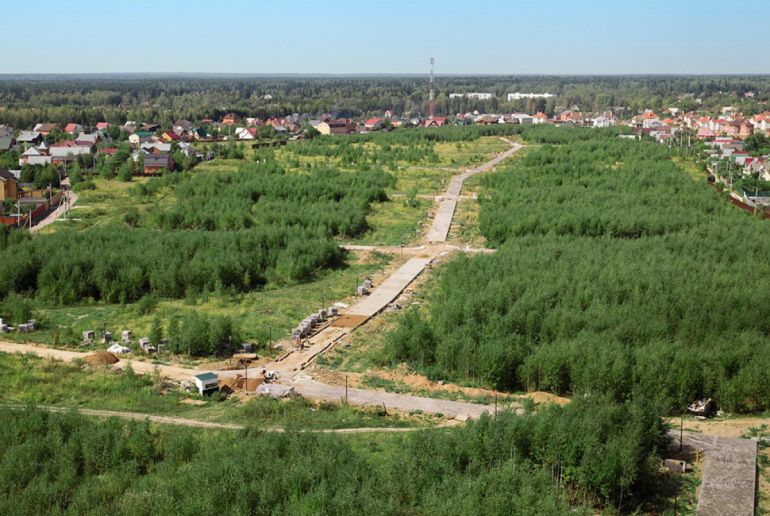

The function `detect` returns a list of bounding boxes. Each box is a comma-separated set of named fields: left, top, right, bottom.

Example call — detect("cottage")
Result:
left=95, top=122, right=110, bottom=130
left=316, top=120, right=354, bottom=135
left=142, top=152, right=173, bottom=175
left=364, top=117, right=384, bottom=130
left=75, top=132, right=100, bottom=147
left=128, top=131, right=156, bottom=146
left=0, top=137, right=12, bottom=152
left=19, top=145, right=52, bottom=166
left=33, top=123, right=57, bottom=136
left=193, top=372, right=220, bottom=395
left=16, top=131, right=43, bottom=145
left=222, top=113, right=240, bottom=125
left=64, top=123, right=84, bottom=134
left=424, top=116, right=448, bottom=128
left=0, top=168, right=19, bottom=201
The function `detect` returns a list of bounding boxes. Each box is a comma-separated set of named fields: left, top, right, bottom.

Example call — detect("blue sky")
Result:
left=1, top=0, right=768, bottom=74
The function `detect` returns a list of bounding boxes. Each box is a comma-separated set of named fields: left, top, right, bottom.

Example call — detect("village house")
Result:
left=511, top=113, right=534, bottom=125
left=315, top=120, right=355, bottom=135
left=128, top=131, right=155, bottom=146
left=364, top=117, right=385, bottom=130
left=49, top=141, right=92, bottom=165
left=95, top=122, right=110, bottom=131
left=74, top=132, right=100, bottom=147
left=16, top=131, right=43, bottom=146
left=424, top=116, right=448, bottom=128
left=0, top=168, right=20, bottom=201
left=532, top=112, right=549, bottom=124
left=63, top=123, right=84, bottom=134
left=33, top=123, right=57, bottom=136
left=19, top=144, right=52, bottom=166
left=0, top=136, right=12, bottom=152
left=222, top=113, right=240, bottom=126
left=141, top=152, right=173, bottom=175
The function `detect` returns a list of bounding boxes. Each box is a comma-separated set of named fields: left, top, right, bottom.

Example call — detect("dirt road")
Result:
left=0, top=341, right=197, bottom=381
left=0, top=404, right=443, bottom=433
left=30, top=178, right=78, bottom=233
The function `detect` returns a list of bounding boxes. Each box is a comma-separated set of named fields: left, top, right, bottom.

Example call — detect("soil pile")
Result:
left=84, top=351, right=119, bottom=365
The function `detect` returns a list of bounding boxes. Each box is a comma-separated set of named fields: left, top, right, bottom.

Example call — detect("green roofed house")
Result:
left=193, top=372, right=219, bottom=395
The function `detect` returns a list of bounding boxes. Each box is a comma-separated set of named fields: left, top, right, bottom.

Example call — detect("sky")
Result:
left=1, top=0, right=768, bottom=75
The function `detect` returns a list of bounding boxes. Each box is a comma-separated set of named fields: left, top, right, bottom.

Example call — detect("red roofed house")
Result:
left=161, top=130, right=180, bottom=142
left=364, top=117, right=385, bottom=130
left=697, top=127, right=715, bottom=140
left=96, top=122, right=111, bottom=130
left=64, top=123, right=84, bottom=134
left=424, top=116, right=448, bottom=128
left=533, top=112, right=549, bottom=124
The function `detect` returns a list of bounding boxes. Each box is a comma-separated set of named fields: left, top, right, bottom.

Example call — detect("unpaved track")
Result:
left=0, top=404, right=443, bottom=434
left=30, top=178, right=78, bottom=233
left=293, top=376, right=499, bottom=420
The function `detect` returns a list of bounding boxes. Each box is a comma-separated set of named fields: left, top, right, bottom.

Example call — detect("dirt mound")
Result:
left=84, top=351, right=119, bottom=365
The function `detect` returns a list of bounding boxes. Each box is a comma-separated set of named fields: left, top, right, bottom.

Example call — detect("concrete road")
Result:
left=426, top=140, right=523, bottom=243
left=671, top=430, right=757, bottom=516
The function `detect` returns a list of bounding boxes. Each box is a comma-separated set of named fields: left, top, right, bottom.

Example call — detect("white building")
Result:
left=449, top=92, right=494, bottom=100
left=193, top=372, right=219, bottom=395
left=507, top=92, right=555, bottom=101
left=511, top=113, right=533, bottom=124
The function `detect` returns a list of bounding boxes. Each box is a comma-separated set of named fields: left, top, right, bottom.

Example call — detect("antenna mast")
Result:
left=429, top=57, right=435, bottom=119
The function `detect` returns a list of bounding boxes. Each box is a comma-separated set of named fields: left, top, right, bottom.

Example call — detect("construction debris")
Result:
left=688, top=398, right=716, bottom=418
left=107, top=343, right=131, bottom=355
left=256, top=384, right=295, bottom=398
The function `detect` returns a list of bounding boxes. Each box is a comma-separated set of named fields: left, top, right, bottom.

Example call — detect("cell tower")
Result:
left=428, top=57, right=435, bottom=120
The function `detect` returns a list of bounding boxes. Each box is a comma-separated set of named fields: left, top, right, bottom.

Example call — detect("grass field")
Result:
left=0, top=352, right=435, bottom=429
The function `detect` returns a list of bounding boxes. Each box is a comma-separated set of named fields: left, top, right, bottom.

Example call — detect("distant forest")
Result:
left=0, top=75, right=769, bottom=127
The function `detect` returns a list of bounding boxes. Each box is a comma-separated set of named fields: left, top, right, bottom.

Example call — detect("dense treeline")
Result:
left=155, top=162, right=392, bottom=234
left=1, top=75, right=768, bottom=128
left=0, top=158, right=394, bottom=304
left=0, top=226, right=342, bottom=304
left=0, top=397, right=667, bottom=514
left=389, top=130, right=770, bottom=412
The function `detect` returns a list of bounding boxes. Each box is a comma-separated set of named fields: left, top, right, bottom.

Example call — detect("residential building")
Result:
left=449, top=92, right=493, bottom=100
left=222, top=113, right=240, bottom=125
left=75, top=132, right=100, bottom=147
left=142, top=152, right=173, bottom=175
left=507, top=92, right=555, bottom=101
left=33, top=123, right=57, bottom=136
left=0, top=168, right=19, bottom=201
left=63, top=123, right=84, bottom=134
left=316, top=120, right=356, bottom=135
left=424, top=116, right=448, bottom=128
left=16, top=131, right=43, bottom=145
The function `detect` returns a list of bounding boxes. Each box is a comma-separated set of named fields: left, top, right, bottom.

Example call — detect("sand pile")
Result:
left=84, top=351, right=119, bottom=365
